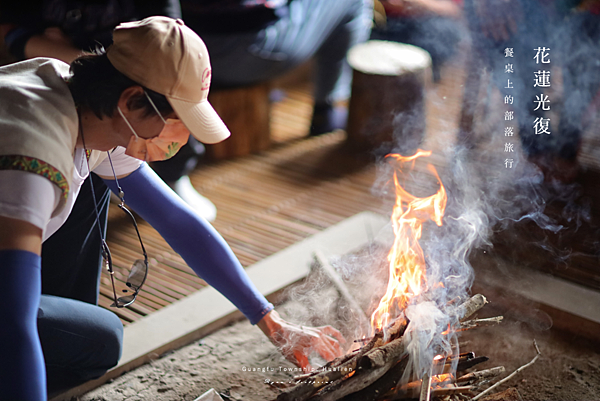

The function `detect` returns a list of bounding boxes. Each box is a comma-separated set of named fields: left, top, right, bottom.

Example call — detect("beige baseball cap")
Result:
left=107, top=16, right=230, bottom=144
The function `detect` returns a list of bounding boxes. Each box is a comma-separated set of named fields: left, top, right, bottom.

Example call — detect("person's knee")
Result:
left=92, top=309, right=123, bottom=372
left=67, top=309, right=123, bottom=382
left=38, top=295, right=124, bottom=379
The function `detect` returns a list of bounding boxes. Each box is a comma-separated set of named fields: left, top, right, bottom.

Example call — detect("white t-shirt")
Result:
left=0, top=147, right=141, bottom=241
left=0, top=58, right=143, bottom=240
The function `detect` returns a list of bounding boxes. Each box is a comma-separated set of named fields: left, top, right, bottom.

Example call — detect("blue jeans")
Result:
left=371, top=16, right=465, bottom=82
left=40, top=174, right=123, bottom=396
left=38, top=295, right=123, bottom=395
left=197, top=0, right=373, bottom=105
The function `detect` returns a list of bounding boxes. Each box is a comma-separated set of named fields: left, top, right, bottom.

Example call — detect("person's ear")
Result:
left=117, top=86, right=145, bottom=116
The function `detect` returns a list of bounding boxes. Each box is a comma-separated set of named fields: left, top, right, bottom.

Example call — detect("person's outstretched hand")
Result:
left=257, top=310, right=346, bottom=370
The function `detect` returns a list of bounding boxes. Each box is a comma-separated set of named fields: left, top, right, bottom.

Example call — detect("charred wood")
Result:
left=438, top=352, right=475, bottom=370
left=383, top=381, right=474, bottom=400
left=311, top=364, right=393, bottom=401
left=460, top=316, right=504, bottom=330
left=276, top=363, right=355, bottom=401
left=419, top=365, right=433, bottom=401
left=311, top=337, right=408, bottom=401
left=357, top=336, right=407, bottom=370
left=339, top=357, right=409, bottom=401
left=456, top=356, right=489, bottom=372
left=276, top=321, right=408, bottom=401
left=457, top=294, right=488, bottom=321
left=431, top=386, right=475, bottom=396
left=456, top=367, right=506, bottom=384
left=277, top=294, right=502, bottom=401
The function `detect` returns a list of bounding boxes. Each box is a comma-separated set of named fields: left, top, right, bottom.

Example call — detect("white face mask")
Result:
left=118, top=94, right=190, bottom=162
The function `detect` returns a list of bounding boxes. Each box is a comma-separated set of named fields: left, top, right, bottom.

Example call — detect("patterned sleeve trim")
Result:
left=0, top=155, right=69, bottom=202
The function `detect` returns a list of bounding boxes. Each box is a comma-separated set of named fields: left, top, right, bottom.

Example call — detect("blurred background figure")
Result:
left=161, top=0, right=373, bottom=219
left=370, top=0, right=465, bottom=82
left=180, top=0, right=373, bottom=136
left=463, top=0, right=600, bottom=183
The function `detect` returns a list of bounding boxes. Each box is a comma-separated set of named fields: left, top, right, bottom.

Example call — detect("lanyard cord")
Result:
left=79, top=114, right=119, bottom=301
left=106, top=151, right=125, bottom=204
left=78, top=114, right=107, bottom=249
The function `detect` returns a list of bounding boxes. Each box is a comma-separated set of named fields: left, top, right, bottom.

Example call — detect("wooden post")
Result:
left=205, top=83, right=271, bottom=160
left=346, top=41, right=431, bottom=156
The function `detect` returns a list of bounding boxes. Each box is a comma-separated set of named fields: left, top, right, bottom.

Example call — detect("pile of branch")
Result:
left=275, top=293, right=502, bottom=401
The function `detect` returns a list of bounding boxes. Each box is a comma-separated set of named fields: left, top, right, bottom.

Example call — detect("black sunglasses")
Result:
left=101, top=202, right=149, bottom=308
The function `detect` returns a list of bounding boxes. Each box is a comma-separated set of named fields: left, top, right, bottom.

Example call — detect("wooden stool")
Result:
left=346, top=40, right=431, bottom=156
left=205, top=83, right=271, bottom=160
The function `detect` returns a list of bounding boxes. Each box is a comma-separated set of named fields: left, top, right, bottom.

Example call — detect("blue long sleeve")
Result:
left=0, top=250, right=47, bottom=401
left=102, top=164, right=273, bottom=324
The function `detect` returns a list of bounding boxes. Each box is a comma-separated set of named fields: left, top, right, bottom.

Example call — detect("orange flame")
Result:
left=431, top=373, right=453, bottom=384
left=370, top=150, right=447, bottom=331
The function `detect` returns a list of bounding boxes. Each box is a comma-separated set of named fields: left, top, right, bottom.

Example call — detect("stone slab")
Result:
left=473, top=255, right=600, bottom=342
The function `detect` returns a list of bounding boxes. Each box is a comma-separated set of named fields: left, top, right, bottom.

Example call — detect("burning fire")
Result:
left=370, top=150, right=447, bottom=331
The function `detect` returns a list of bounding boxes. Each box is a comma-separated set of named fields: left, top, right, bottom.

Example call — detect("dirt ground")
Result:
left=79, top=313, right=292, bottom=401
left=79, top=283, right=600, bottom=401
left=459, top=310, right=600, bottom=401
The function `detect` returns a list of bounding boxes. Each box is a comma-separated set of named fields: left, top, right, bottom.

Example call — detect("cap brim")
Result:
left=167, top=97, right=230, bottom=144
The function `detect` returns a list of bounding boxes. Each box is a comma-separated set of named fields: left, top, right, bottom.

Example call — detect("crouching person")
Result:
left=0, top=16, right=344, bottom=400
